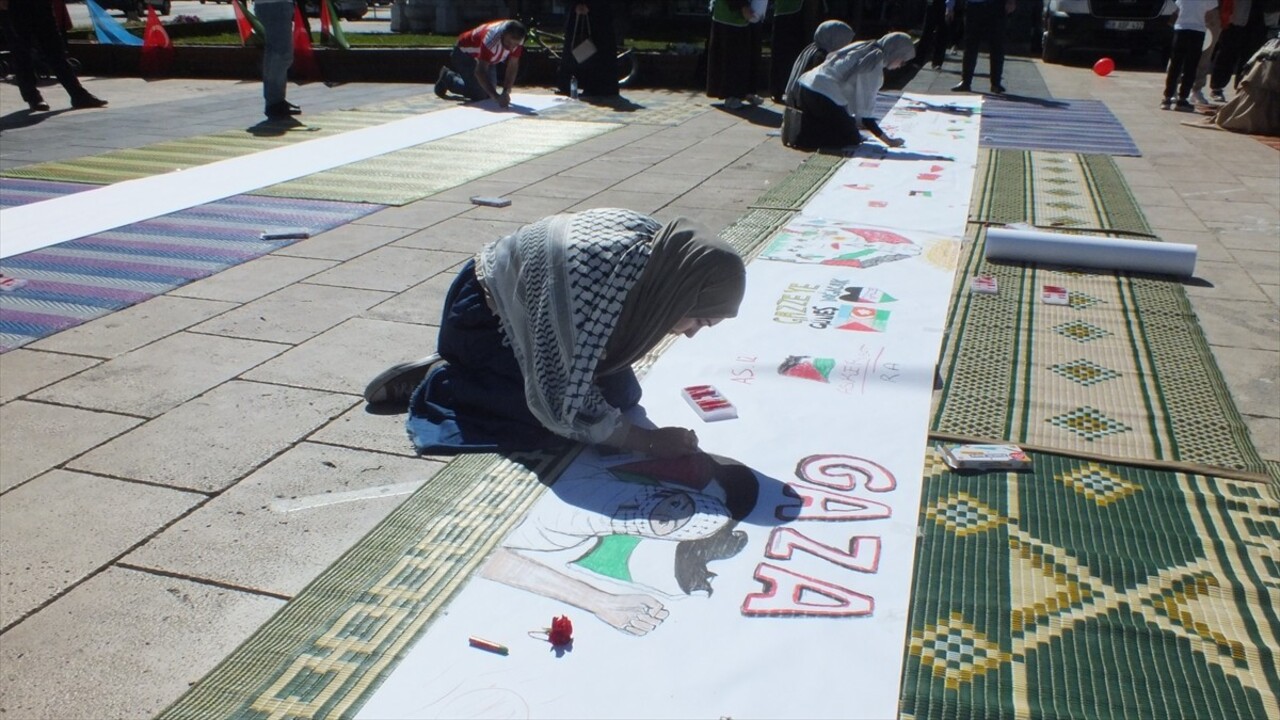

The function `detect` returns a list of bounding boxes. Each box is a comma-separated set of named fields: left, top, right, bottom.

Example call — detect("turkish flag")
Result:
left=232, top=0, right=255, bottom=45
left=139, top=4, right=174, bottom=77
left=291, top=3, right=321, bottom=83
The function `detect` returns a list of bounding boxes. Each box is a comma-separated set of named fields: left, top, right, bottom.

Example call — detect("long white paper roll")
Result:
left=985, top=227, right=1197, bottom=277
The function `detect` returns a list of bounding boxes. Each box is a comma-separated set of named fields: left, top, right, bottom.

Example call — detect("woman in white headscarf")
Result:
left=781, top=31, right=916, bottom=150
left=364, top=208, right=747, bottom=458
left=781, top=19, right=855, bottom=105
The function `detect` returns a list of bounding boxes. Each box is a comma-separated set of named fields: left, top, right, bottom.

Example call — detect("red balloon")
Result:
left=1093, top=57, right=1115, bottom=77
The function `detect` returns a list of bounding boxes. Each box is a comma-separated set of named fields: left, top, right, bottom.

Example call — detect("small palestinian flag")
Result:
left=778, top=355, right=835, bottom=383
left=839, top=286, right=897, bottom=304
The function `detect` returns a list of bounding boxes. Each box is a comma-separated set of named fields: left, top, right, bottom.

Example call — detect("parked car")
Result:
left=303, top=0, right=369, bottom=20
left=1041, top=0, right=1175, bottom=63
left=93, top=0, right=172, bottom=15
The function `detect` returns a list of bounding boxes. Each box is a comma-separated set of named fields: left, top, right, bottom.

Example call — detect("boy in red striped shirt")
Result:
left=435, top=19, right=527, bottom=108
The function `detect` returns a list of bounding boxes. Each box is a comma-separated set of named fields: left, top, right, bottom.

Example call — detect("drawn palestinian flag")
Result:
left=838, top=306, right=891, bottom=332
left=778, top=355, right=835, bottom=383
left=839, top=287, right=897, bottom=304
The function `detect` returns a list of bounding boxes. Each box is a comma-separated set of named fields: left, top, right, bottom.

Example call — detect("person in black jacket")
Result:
left=558, top=1, right=620, bottom=97
left=0, top=0, right=107, bottom=112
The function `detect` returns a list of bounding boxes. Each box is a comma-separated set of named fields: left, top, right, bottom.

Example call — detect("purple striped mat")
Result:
left=0, top=179, right=384, bottom=352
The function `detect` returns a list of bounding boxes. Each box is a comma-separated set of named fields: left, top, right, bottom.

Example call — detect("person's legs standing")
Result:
left=956, top=2, right=986, bottom=89
left=0, top=6, right=45, bottom=108
left=1176, top=29, right=1206, bottom=106
left=256, top=0, right=294, bottom=117
left=986, top=2, right=1007, bottom=91
left=1210, top=23, right=1243, bottom=97
left=1190, top=11, right=1221, bottom=103
left=7, top=0, right=102, bottom=108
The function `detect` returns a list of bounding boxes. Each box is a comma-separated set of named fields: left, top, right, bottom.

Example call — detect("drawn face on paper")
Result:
left=649, top=492, right=696, bottom=536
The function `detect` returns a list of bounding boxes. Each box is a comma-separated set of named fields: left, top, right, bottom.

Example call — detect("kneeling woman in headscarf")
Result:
left=782, top=31, right=916, bottom=150
left=364, top=208, right=747, bottom=459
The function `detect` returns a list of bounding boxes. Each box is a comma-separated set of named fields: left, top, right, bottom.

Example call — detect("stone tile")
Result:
left=672, top=183, right=760, bottom=211
left=268, top=222, right=413, bottom=263
left=126, top=443, right=445, bottom=596
left=1210, top=345, right=1280, bottom=418
left=305, top=246, right=469, bottom=293
left=0, top=469, right=203, bottom=628
left=1260, top=284, right=1279, bottom=305
left=618, top=171, right=705, bottom=197
left=518, top=173, right=620, bottom=199
left=428, top=178, right=529, bottom=204
left=189, top=283, right=390, bottom=345
left=1127, top=184, right=1185, bottom=207
left=1228, top=249, right=1280, bottom=288
left=1185, top=260, right=1273, bottom=303
left=1184, top=199, right=1278, bottom=226
left=393, top=216, right=524, bottom=254
left=353, top=198, right=472, bottom=230
left=0, top=350, right=99, bottom=404
left=363, top=270, right=461, bottom=327
left=573, top=189, right=678, bottom=215
left=557, top=157, right=652, bottom=182
left=1242, top=415, right=1280, bottom=462
left=1144, top=204, right=1209, bottom=233
left=0, top=567, right=282, bottom=719
left=310, top=405, right=421, bottom=457
left=167, top=254, right=335, bottom=304
left=69, top=380, right=354, bottom=493
left=1186, top=297, right=1280, bottom=351
left=1217, top=227, right=1280, bottom=253
left=243, top=317, right=429, bottom=395
left=30, top=332, right=287, bottom=417
left=464, top=192, right=579, bottom=223
left=0, top=402, right=141, bottom=493
left=1155, top=228, right=1234, bottom=263
left=27, top=295, right=236, bottom=360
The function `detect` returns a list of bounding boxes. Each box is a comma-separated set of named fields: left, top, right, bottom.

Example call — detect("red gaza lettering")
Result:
left=742, top=563, right=873, bottom=617
left=776, top=483, right=891, bottom=521
left=795, top=454, right=896, bottom=492
left=764, top=527, right=881, bottom=573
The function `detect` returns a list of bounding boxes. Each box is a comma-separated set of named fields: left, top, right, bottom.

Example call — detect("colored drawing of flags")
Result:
left=838, top=306, right=891, bottom=332
left=779, top=355, right=835, bottom=383
left=139, top=4, right=174, bottom=77
left=320, top=0, right=350, bottom=49
left=85, top=0, right=142, bottom=46
left=839, top=287, right=897, bottom=304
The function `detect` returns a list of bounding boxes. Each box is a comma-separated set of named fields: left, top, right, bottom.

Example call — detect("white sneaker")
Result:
left=723, top=97, right=744, bottom=110
left=1189, top=89, right=1210, bottom=106
left=745, top=94, right=765, bottom=106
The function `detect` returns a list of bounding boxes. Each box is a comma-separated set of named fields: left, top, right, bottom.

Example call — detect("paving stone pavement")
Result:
left=0, top=54, right=1276, bottom=719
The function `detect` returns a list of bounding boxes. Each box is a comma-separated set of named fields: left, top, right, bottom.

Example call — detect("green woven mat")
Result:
left=252, top=119, right=619, bottom=205
left=0, top=109, right=427, bottom=185
left=903, top=446, right=1280, bottom=719
left=932, top=150, right=1268, bottom=478
left=156, top=153, right=828, bottom=720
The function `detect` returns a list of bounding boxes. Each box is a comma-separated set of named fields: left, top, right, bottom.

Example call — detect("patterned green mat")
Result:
left=903, top=446, right=1280, bottom=719
left=933, top=150, right=1268, bottom=478
left=251, top=119, right=619, bottom=205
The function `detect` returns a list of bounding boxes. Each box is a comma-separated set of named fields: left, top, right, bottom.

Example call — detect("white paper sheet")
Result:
left=0, top=94, right=564, bottom=259
left=354, top=96, right=981, bottom=720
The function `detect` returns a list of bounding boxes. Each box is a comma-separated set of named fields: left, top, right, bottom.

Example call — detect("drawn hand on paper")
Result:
left=481, top=547, right=671, bottom=635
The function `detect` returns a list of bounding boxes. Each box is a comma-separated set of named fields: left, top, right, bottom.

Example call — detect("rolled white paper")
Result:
left=985, top=227, right=1197, bottom=277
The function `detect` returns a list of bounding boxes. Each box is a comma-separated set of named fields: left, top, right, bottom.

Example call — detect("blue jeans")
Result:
left=445, top=46, right=497, bottom=101
left=256, top=2, right=293, bottom=106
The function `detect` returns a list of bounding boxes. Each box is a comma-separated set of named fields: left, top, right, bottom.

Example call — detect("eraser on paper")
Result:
left=0, top=275, right=29, bottom=292
left=682, top=385, right=738, bottom=422
left=1042, top=285, right=1070, bottom=305
left=970, top=275, right=998, bottom=294
left=470, top=196, right=512, bottom=208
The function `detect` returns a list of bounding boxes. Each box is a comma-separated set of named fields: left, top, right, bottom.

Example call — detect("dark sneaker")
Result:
left=1209, top=89, right=1226, bottom=103
left=264, top=101, right=295, bottom=119
left=1174, top=98, right=1194, bottom=111
left=70, top=94, right=107, bottom=109
left=434, top=66, right=451, bottom=99
left=990, top=83, right=1007, bottom=94
left=951, top=82, right=972, bottom=93
left=1159, top=98, right=1173, bottom=110
left=364, top=353, right=444, bottom=406
left=284, top=101, right=302, bottom=115
left=27, top=98, right=50, bottom=111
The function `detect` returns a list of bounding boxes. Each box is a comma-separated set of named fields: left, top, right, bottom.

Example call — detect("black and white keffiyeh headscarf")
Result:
left=475, top=208, right=745, bottom=444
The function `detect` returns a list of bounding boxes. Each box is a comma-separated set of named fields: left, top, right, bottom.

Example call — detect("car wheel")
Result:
left=1041, top=29, right=1064, bottom=64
